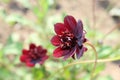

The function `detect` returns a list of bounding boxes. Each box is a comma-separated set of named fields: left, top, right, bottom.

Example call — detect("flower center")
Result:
left=30, top=49, right=41, bottom=60
left=60, top=32, right=77, bottom=49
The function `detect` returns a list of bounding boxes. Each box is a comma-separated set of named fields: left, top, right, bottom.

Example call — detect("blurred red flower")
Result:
left=51, top=15, right=87, bottom=60
left=20, top=43, right=48, bottom=67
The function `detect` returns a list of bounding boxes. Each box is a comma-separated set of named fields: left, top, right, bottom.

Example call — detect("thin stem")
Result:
left=47, top=56, right=120, bottom=80
left=48, top=42, right=120, bottom=79
left=48, top=41, right=98, bottom=80
left=61, top=56, right=120, bottom=67
left=84, top=42, right=97, bottom=80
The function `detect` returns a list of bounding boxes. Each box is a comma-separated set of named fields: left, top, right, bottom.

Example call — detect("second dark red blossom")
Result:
left=20, top=43, right=48, bottom=67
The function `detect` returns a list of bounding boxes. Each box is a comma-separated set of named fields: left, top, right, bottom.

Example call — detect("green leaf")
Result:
left=5, top=14, right=30, bottom=25
left=0, top=49, right=3, bottom=60
left=33, top=68, right=44, bottom=80
left=0, top=68, right=11, bottom=80
left=94, top=63, right=105, bottom=76
left=3, top=42, right=23, bottom=55
left=97, top=75, right=113, bottom=80
left=0, top=9, right=7, bottom=19
left=98, top=46, right=112, bottom=58
left=63, top=69, right=70, bottom=79
left=32, top=0, right=49, bottom=22
left=81, top=74, right=90, bottom=80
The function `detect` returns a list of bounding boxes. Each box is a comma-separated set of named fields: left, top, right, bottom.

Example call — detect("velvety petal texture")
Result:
left=76, top=46, right=84, bottom=59
left=51, top=15, right=87, bottom=60
left=75, top=20, right=83, bottom=38
left=20, top=43, right=48, bottom=67
left=54, top=23, right=67, bottom=35
left=51, top=35, right=61, bottom=46
left=53, top=47, right=70, bottom=57
left=64, top=15, right=77, bottom=33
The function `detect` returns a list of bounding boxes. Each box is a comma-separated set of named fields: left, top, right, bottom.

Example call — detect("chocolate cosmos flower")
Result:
left=20, top=43, right=48, bottom=67
left=51, top=15, right=87, bottom=60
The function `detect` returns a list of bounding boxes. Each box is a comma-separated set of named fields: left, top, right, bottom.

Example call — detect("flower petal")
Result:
left=26, top=62, right=35, bottom=67
left=76, top=46, right=84, bottom=59
left=22, top=49, right=29, bottom=55
left=77, top=38, right=83, bottom=47
left=83, top=38, right=87, bottom=43
left=41, top=56, right=49, bottom=61
left=29, top=43, right=36, bottom=49
left=39, top=56, right=49, bottom=64
left=54, top=23, right=67, bottom=35
left=84, top=47, right=88, bottom=52
left=37, top=46, right=42, bottom=53
left=53, top=47, right=70, bottom=58
left=63, top=47, right=76, bottom=60
left=72, top=54, right=75, bottom=59
left=64, top=15, right=77, bottom=33
left=51, top=35, right=61, bottom=46
left=41, top=49, right=47, bottom=54
left=74, top=20, right=83, bottom=38
left=20, top=55, right=28, bottom=62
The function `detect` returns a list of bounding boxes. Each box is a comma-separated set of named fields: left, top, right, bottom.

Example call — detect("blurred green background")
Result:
left=0, top=0, right=120, bottom=80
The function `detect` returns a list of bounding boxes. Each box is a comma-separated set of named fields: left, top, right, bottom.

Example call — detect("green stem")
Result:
left=64, top=57, right=120, bottom=65
left=48, top=56, right=120, bottom=80
left=85, top=42, right=98, bottom=80
left=48, top=42, right=120, bottom=80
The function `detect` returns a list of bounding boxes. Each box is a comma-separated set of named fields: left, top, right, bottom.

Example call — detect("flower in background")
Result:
left=20, top=43, right=48, bottom=67
left=51, top=15, right=87, bottom=60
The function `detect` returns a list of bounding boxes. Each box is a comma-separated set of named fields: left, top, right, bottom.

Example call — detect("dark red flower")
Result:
left=51, top=15, right=87, bottom=60
left=20, top=43, right=48, bottom=67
